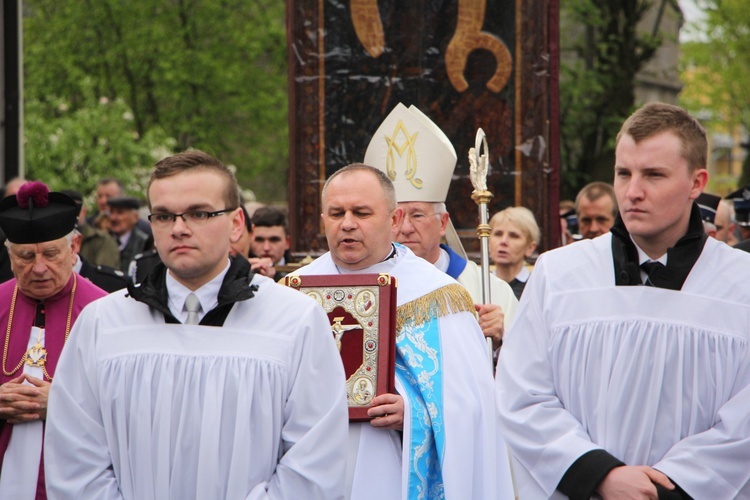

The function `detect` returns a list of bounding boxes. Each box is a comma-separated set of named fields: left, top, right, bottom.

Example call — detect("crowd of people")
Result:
left=0, top=101, right=748, bottom=499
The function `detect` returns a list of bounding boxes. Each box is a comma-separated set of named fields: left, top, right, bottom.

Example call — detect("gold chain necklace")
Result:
left=2, top=274, right=77, bottom=381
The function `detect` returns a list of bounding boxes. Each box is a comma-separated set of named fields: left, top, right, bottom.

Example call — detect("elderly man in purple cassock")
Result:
left=0, top=182, right=106, bottom=499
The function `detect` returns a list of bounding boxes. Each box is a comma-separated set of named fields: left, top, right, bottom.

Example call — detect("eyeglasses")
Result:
left=148, top=208, right=235, bottom=227
left=403, top=212, right=440, bottom=225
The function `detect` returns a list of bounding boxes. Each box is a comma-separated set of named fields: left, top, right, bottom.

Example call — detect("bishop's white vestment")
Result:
left=497, top=233, right=750, bottom=499
left=296, top=243, right=515, bottom=500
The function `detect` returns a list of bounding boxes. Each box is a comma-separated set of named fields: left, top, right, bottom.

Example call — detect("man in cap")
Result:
left=45, top=150, right=348, bottom=498
left=59, top=190, right=129, bottom=293
left=293, top=163, right=514, bottom=499
left=364, top=103, right=518, bottom=350
left=695, top=192, right=721, bottom=238
left=59, top=189, right=120, bottom=269
left=0, top=181, right=107, bottom=498
left=727, top=186, right=750, bottom=251
left=107, top=196, right=151, bottom=273
left=497, top=102, right=750, bottom=498
left=58, top=190, right=129, bottom=292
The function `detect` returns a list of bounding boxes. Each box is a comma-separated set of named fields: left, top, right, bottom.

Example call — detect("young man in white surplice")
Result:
left=496, top=102, right=750, bottom=499
left=44, top=151, right=349, bottom=499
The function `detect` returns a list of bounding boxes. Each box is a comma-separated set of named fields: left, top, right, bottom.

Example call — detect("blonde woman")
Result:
left=489, top=207, right=540, bottom=299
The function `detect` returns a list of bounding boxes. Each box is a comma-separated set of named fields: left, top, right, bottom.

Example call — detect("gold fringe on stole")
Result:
left=396, top=283, right=477, bottom=331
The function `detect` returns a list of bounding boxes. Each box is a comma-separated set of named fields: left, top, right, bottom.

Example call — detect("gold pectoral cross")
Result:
left=26, top=329, right=47, bottom=367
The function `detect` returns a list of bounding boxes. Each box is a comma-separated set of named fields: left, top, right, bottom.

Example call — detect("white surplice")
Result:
left=44, top=273, right=349, bottom=500
left=0, top=326, right=45, bottom=500
left=496, top=234, right=750, bottom=499
left=295, top=244, right=515, bottom=500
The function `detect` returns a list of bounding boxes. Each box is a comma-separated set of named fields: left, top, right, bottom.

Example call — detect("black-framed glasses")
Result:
left=148, top=208, right=235, bottom=227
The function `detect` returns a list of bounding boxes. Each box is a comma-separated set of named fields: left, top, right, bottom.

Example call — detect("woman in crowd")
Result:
left=489, top=207, right=540, bottom=299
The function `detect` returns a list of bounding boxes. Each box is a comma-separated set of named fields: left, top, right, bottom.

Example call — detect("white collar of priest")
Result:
left=334, top=243, right=399, bottom=275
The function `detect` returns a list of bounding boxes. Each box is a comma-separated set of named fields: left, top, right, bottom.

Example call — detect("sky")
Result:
left=677, top=0, right=707, bottom=42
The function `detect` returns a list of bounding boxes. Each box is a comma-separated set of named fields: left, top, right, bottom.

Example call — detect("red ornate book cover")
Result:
left=283, top=273, right=397, bottom=421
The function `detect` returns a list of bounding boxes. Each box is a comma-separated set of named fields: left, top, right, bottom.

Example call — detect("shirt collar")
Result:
left=632, top=238, right=668, bottom=266
left=515, top=265, right=531, bottom=283
left=115, top=230, right=132, bottom=250
left=166, top=260, right=231, bottom=323
left=73, top=255, right=83, bottom=274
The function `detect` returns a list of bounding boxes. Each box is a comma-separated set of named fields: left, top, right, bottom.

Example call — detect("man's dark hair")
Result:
left=252, top=206, right=288, bottom=233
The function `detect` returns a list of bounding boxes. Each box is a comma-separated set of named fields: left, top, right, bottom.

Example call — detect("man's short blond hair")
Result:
left=615, top=102, right=707, bottom=172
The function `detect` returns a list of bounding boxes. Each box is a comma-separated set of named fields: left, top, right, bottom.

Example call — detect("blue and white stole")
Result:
left=395, top=283, right=475, bottom=500
left=396, top=314, right=446, bottom=500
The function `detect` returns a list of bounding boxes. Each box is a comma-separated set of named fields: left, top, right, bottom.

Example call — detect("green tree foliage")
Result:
left=680, top=0, right=750, bottom=188
left=24, top=82, right=175, bottom=196
left=23, top=0, right=288, bottom=201
left=559, top=0, right=665, bottom=198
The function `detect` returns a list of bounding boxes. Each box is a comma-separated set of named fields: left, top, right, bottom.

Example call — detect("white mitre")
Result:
left=364, top=103, right=456, bottom=202
left=364, top=103, right=467, bottom=258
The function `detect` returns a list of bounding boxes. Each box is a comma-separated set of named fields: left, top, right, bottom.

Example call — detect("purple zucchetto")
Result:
left=0, top=181, right=79, bottom=244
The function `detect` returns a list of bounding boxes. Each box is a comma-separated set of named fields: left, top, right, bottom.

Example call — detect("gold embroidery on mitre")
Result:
left=396, top=283, right=476, bottom=331
left=384, top=120, right=423, bottom=189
